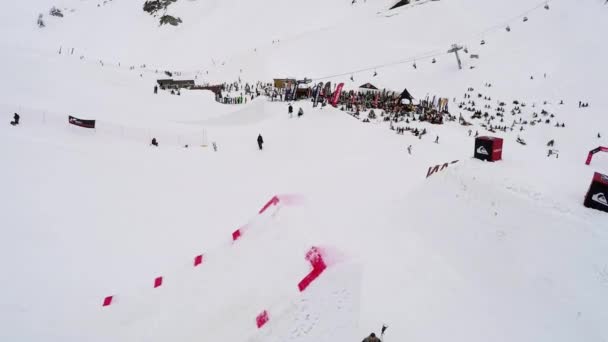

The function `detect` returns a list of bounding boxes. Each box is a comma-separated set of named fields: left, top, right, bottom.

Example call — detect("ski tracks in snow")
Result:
left=249, top=263, right=361, bottom=342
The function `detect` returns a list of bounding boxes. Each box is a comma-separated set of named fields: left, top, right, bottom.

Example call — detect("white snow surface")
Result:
left=1, top=0, right=608, bottom=341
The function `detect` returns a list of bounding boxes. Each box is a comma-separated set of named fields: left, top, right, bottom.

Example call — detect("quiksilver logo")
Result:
left=477, top=146, right=489, bottom=155
left=592, top=193, right=608, bottom=206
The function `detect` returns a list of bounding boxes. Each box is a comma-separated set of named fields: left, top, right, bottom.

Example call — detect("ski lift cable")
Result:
left=177, top=0, right=558, bottom=77
left=477, top=0, right=559, bottom=37
left=311, top=0, right=559, bottom=82
left=39, top=0, right=560, bottom=80
left=311, top=49, right=446, bottom=82
left=173, top=1, right=557, bottom=77
left=447, top=0, right=559, bottom=49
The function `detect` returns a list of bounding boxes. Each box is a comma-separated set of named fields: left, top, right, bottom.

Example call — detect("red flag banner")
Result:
left=331, top=83, right=344, bottom=107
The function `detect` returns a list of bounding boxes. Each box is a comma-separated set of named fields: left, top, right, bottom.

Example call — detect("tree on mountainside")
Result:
left=159, top=15, right=182, bottom=26
left=49, top=7, right=64, bottom=17
left=143, top=0, right=182, bottom=26
left=143, top=1, right=163, bottom=14
left=143, top=0, right=178, bottom=15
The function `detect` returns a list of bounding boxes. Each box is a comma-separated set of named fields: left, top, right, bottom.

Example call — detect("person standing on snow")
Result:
left=407, top=145, right=412, bottom=155
left=257, top=134, right=264, bottom=150
left=288, top=104, right=294, bottom=118
left=298, top=107, right=304, bottom=117
left=362, top=332, right=381, bottom=342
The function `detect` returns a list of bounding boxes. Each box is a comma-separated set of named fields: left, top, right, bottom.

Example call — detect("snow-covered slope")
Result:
left=0, top=0, right=607, bottom=341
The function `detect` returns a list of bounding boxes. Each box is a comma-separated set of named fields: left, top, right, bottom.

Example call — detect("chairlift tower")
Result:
left=447, top=44, right=464, bottom=70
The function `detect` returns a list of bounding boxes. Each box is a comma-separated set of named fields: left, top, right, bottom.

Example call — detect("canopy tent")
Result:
left=359, top=83, right=380, bottom=93
left=156, top=79, right=195, bottom=90
left=399, top=87, right=414, bottom=103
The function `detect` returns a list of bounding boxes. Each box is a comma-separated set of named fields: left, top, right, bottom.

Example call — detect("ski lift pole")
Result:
left=447, top=44, right=463, bottom=70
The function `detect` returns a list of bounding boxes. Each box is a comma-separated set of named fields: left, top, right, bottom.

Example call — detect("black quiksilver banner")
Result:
left=69, top=115, right=96, bottom=129
left=313, top=82, right=323, bottom=107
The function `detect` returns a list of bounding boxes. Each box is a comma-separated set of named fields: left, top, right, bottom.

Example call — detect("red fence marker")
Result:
left=232, top=229, right=242, bottom=241
left=586, top=146, right=608, bottom=165
left=154, top=276, right=163, bottom=288
left=256, top=310, right=269, bottom=328
left=426, top=160, right=459, bottom=178
left=297, top=247, right=327, bottom=292
left=259, top=196, right=280, bottom=214
left=102, top=296, right=113, bottom=307
left=194, top=254, right=204, bottom=267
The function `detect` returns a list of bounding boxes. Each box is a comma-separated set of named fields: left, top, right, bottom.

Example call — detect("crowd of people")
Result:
left=152, top=78, right=272, bottom=105
left=57, top=73, right=598, bottom=153
left=216, top=81, right=269, bottom=105
left=8, top=76, right=603, bottom=158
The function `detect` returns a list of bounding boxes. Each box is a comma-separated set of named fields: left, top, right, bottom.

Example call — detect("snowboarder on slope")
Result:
left=298, top=107, right=304, bottom=117
left=362, top=332, right=382, bottom=342
left=151, top=138, right=159, bottom=147
left=288, top=104, right=293, bottom=118
left=257, top=134, right=264, bottom=150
